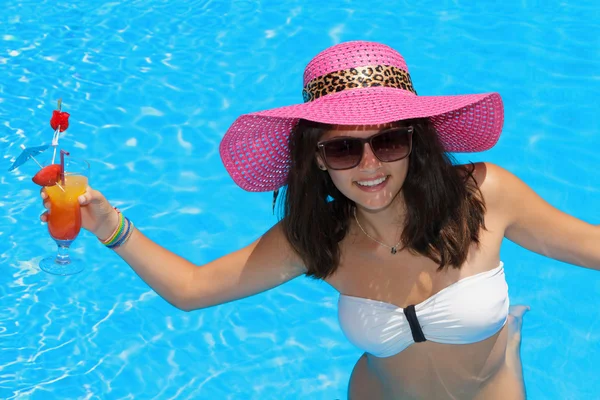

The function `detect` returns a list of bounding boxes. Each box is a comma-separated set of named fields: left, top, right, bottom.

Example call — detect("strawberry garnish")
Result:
left=32, top=164, right=62, bottom=186
left=50, top=110, right=70, bottom=132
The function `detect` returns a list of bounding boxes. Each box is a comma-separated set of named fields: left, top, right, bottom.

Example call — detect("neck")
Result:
left=354, top=194, right=406, bottom=245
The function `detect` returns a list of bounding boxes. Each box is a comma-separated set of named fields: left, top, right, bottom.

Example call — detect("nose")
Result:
left=358, top=142, right=382, bottom=171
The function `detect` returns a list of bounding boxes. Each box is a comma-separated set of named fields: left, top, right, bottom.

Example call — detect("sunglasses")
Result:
left=316, top=126, right=413, bottom=170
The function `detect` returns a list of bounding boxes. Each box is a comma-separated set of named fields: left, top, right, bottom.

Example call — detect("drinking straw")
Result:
left=60, top=150, right=69, bottom=186
left=51, top=128, right=60, bottom=165
left=51, top=99, right=62, bottom=165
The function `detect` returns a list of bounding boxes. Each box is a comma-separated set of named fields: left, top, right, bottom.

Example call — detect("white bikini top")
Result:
left=338, top=262, right=509, bottom=358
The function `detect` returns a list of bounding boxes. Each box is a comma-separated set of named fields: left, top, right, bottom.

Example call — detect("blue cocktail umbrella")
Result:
left=8, top=144, right=50, bottom=171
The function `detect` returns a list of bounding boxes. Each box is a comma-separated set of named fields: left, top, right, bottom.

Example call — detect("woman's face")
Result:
left=316, top=122, right=410, bottom=211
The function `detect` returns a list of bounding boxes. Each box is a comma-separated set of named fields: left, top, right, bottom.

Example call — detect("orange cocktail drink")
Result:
left=40, top=155, right=90, bottom=275
left=46, top=174, right=88, bottom=240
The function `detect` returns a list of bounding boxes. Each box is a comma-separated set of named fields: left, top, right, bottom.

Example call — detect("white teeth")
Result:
left=356, top=176, right=387, bottom=187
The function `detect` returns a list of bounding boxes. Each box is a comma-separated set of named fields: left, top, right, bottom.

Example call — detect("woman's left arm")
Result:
left=482, top=162, right=600, bottom=271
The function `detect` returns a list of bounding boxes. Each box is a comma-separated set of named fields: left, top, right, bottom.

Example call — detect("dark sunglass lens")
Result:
left=371, top=128, right=411, bottom=162
left=323, top=138, right=362, bottom=169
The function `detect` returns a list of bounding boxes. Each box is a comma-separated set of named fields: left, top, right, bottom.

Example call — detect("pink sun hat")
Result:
left=219, top=41, right=504, bottom=192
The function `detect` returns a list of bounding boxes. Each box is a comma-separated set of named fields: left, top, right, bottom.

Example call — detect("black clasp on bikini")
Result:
left=403, top=305, right=427, bottom=343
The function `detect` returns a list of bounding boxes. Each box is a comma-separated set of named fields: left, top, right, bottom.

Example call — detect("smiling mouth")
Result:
left=355, top=175, right=389, bottom=187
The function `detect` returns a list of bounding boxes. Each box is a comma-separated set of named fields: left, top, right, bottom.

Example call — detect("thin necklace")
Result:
left=353, top=208, right=402, bottom=255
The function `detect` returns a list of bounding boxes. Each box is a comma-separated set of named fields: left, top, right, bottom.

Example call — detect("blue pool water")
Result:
left=1, top=1, right=599, bottom=398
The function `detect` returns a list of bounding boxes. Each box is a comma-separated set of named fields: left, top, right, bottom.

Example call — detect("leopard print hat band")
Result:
left=302, top=64, right=417, bottom=103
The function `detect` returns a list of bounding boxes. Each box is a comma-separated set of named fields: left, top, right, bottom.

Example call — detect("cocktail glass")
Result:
left=39, top=157, right=90, bottom=275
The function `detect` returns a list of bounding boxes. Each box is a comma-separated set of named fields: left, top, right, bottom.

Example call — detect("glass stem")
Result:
left=54, top=239, right=73, bottom=265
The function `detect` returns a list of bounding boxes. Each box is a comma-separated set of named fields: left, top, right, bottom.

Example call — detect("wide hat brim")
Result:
left=219, top=86, right=503, bottom=192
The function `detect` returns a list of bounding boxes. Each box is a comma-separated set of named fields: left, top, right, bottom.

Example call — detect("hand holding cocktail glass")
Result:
left=8, top=101, right=115, bottom=275
left=40, top=180, right=118, bottom=274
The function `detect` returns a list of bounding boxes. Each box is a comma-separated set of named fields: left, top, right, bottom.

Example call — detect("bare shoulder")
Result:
left=455, top=161, right=488, bottom=188
left=456, top=162, right=519, bottom=205
left=476, top=162, right=521, bottom=208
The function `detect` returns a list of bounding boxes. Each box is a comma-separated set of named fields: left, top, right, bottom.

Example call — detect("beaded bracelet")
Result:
left=99, top=208, right=135, bottom=250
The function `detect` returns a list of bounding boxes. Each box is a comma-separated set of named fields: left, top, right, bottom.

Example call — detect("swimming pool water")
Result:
left=1, top=1, right=599, bottom=399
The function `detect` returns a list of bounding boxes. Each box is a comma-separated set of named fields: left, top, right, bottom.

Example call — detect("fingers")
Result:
left=39, top=187, right=50, bottom=212
left=42, top=184, right=107, bottom=208
left=78, top=186, right=94, bottom=205
left=508, top=305, right=531, bottom=318
left=39, top=187, right=49, bottom=222
left=78, top=186, right=104, bottom=206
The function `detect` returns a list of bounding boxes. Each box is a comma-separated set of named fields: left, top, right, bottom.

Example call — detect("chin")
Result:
left=355, top=195, right=399, bottom=212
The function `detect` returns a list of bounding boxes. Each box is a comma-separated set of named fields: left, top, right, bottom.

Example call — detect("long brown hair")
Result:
left=280, top=118, right=486, bottom=279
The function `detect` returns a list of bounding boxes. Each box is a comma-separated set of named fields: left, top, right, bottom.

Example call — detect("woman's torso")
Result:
left=324, top=164, right=521, bottom=399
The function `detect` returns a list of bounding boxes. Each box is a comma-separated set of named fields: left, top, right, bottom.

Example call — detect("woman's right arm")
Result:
left=115, top=222, right=306, bottom=311
left=41, top=187, right=306, bottom=311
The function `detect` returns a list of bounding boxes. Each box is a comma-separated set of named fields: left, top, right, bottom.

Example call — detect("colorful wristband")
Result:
left=99, top=208, right=135, bottom=249
left=108, top=218, right=134, bottom=249
left=99, top=209, right=124, bottom=245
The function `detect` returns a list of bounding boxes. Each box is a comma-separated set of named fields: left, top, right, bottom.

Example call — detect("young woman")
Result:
left=41, top=41, right=600, bottom=399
